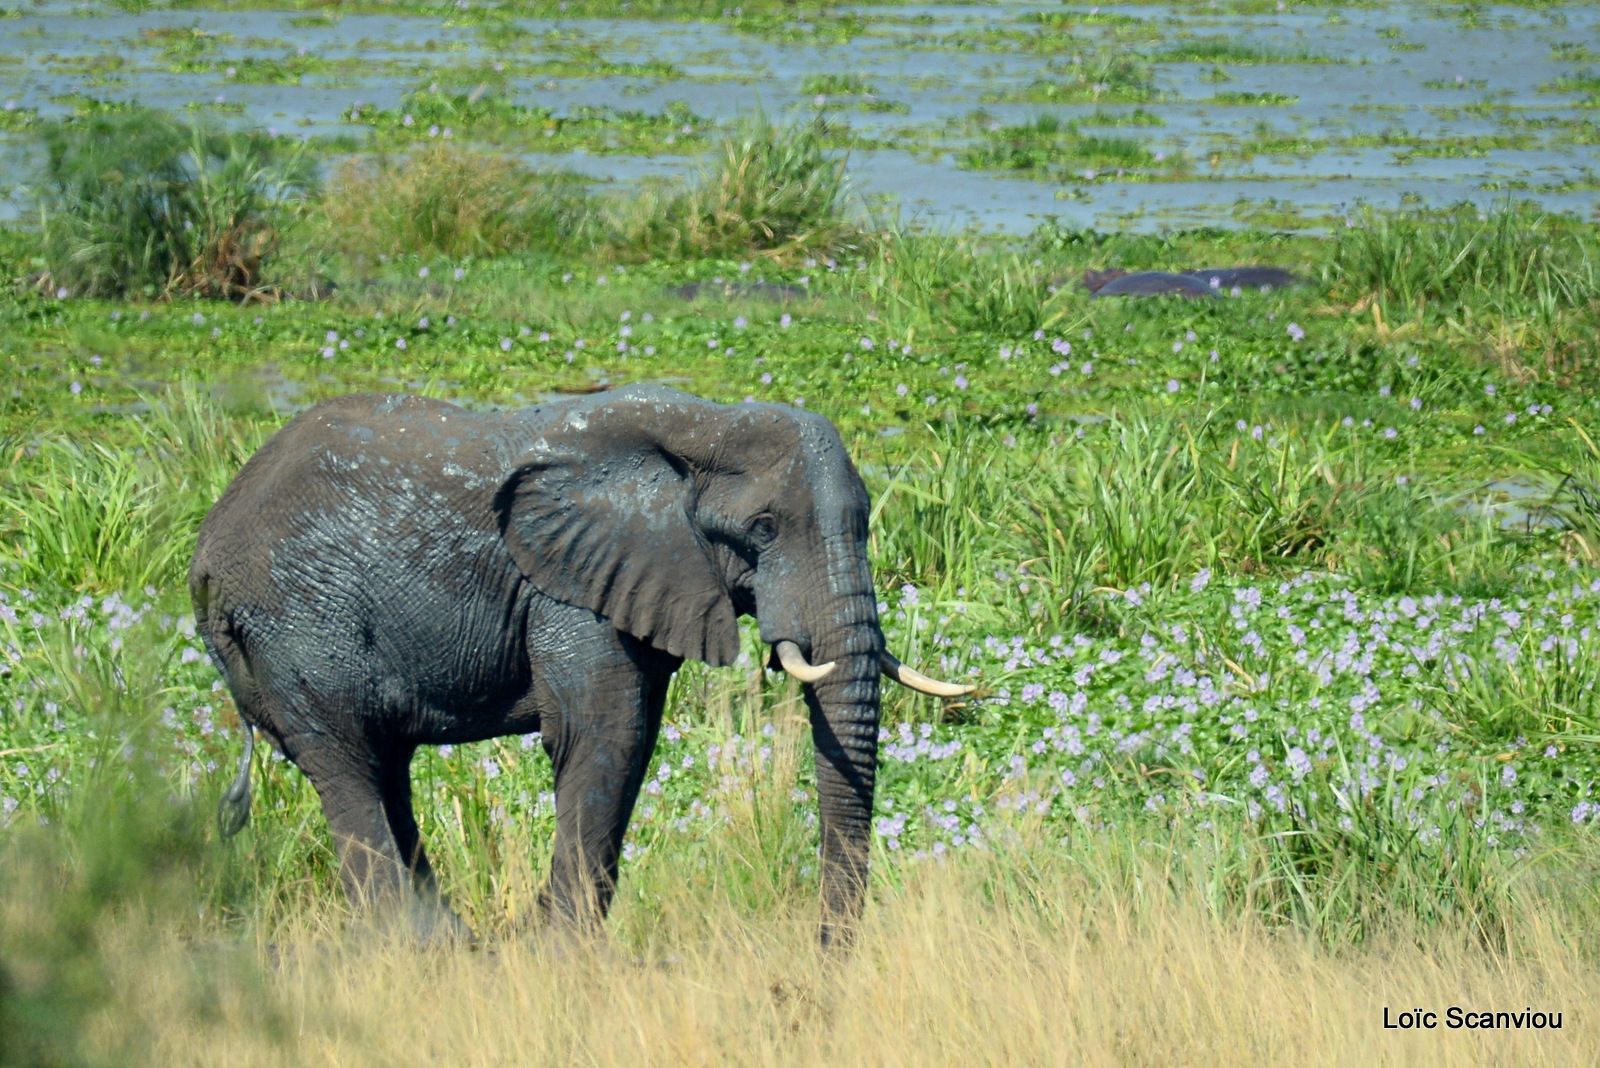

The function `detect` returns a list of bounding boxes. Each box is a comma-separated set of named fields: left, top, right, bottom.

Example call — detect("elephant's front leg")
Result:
left=535, top=627, right=676, bottom=931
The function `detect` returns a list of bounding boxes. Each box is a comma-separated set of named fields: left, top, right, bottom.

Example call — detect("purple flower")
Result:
left=1287, top=322, right=1305, bottom=342
left=500, top=338, right=512, bottom=351
left=954, top=375, right=968, bottom=390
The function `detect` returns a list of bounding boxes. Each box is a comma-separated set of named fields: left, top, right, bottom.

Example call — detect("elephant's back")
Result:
left=189, top=392, right=515, bottom=614
left=200, top=392, right=485, bottom=532
left=189, top=392, right=540, bottom=724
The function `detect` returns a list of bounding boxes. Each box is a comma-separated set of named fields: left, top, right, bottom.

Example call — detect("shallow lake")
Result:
left=1, top=0, right=1597, bottom=230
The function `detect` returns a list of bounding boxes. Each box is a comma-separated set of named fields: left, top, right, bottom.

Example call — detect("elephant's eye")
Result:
left=747, top=514, right=778, bottom=550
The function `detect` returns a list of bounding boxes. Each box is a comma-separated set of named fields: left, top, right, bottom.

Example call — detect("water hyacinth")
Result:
left=0, top=197, right=1594, bottom=977
left=3, top=559, right=1596, bottom=879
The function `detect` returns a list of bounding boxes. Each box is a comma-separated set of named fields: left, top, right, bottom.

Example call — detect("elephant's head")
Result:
left=493, top=384, right=970, bottom=945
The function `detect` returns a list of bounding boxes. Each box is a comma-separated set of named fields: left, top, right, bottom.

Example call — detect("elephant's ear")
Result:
left=494, top=387, right=740, bottom=666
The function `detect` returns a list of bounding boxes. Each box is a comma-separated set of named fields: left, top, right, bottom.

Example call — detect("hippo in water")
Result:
left=1082, top=266, right=1305, bottom=298
left=1092, top=271, right=1217, bottom=299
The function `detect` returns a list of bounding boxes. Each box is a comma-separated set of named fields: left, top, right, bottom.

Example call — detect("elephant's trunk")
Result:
left=800, top=536, right=883, bottom=949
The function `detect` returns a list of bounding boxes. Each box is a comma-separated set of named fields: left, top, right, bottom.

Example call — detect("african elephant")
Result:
left=190, top=385, right=969, bottom=946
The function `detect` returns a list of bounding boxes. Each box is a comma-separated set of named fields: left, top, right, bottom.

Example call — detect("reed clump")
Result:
left=320, top=145, right=598, bottom=261
left=608, top=113, right=856, bottom=261
left=35, top=108, right=313, bottom=301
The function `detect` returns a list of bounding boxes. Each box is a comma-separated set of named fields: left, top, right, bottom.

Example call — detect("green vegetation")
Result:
left=5, top=1, right=1600, bottom=1052
left=799, top=74, right=874, bottom=97
left=958, top=113, right=1179, bottom=180
left=6, top=163, right=1600, bottom=1056
left=1543, top=68, right=1600, bottom=106
left=1211, top=91, right=1300, bottom=106
left=321, top=146, right=598, bottom=261
left=1150, top=38, right=1334, bottom=64
left=613, top=113, right=855, bottom=260
left=991, top=55, right=1158, bottom=105
left=347, top=88, right=702, bottom=154
left=1326, top=202, right=1600, bottom=364
left=34, top=107, right=314, bottom=300
left=1079, top=107, right=1165, bottom=127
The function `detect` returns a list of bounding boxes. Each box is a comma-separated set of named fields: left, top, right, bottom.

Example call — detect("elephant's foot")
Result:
left=403, top=897, right=475, bottom=948
left=520, top=925, right=681, bottom=971
left=525, top=922, right=656, bottom=967
left=347, top=897, right=475, bottom=950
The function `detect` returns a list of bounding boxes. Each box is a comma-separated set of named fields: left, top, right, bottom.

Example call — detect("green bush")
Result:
left=0, top=382, right=267, bottom=594
left=1328, top=202, right=1600, bottom=317
left=612, top=113, right=855, bottom=260
left=36, top=108, right=314, bottom=300
left=322, top=144, right=598, bottom=260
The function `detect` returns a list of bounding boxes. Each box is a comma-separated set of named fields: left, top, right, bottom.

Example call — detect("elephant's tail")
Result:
left=191, top=567, right=261, bottom=839
left=218, top=724, right=255, bottom=839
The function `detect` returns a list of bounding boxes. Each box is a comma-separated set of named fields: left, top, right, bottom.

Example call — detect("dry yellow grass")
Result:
left=64, top=854, right=1595, bottom=1068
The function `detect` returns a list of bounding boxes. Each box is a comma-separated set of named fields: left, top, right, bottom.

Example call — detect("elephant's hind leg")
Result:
left=293, top=742, right=411, bottom=915
left=378, top=748, right=473, bottom=943
left=378, top=746, right=437, bottom=898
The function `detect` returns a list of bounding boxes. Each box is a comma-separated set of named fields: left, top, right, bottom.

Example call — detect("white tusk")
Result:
left=775, top=641, right=837, bottom=683
left=881, top=652, right=976, bottom=698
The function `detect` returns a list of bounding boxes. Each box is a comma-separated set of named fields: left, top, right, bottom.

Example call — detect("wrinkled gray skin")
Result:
left=191, top=386, right=883, bottom=947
